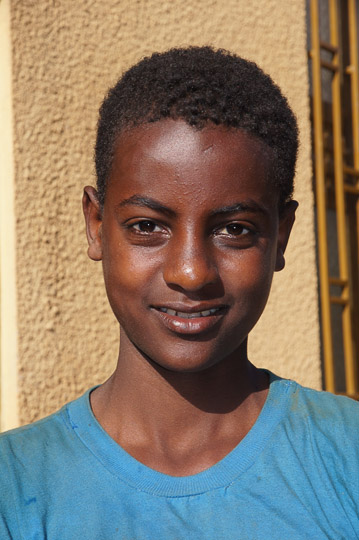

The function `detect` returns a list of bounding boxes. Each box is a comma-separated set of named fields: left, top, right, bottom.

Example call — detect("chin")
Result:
left=157, top=360, right=215, bottom=374
left=141, top=344, right=233, bottom=375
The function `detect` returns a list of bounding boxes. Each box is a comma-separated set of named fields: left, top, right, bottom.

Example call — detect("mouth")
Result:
left=151, top=305, right=227, bottom=335
left=157, top=307, right=221, bottom=319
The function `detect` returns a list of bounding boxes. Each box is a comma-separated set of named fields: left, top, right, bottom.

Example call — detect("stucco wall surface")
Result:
left=10, top=0, right=320, bottom=425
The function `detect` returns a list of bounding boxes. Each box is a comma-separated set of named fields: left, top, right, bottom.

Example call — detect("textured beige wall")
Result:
left=9, top=0, right=320, bottom=425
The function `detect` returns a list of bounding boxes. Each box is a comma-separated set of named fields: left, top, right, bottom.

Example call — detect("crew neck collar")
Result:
left=66, top=372, right=295, bottom=497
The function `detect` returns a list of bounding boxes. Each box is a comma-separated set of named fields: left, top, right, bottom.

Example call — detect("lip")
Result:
left=150, top=304, right=227, bottom=335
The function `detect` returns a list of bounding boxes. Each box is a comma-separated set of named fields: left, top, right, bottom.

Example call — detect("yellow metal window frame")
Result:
left=309, top=0, right=359, bottom=398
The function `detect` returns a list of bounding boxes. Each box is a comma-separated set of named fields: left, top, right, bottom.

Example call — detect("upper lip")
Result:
left=151, top=303, right=227, bottom=313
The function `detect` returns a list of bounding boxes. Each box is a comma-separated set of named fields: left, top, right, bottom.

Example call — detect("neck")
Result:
left=90, top=336, right=268, bottom=475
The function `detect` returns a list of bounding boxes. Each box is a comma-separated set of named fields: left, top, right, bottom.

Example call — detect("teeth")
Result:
left=158, top=307, right=220, bottom=318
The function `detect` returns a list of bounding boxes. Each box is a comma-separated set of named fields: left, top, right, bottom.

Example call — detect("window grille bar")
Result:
left=329, top=276, right=348, bottom=286
left=348, top=0, right=359, bottom=323
left=320, top=40, right=338, bottom=53
left=344, top=184, right=359, bottom=195
left=348, top=0, right=359, bottom=176
left=343, top=165, right=359, bottom=176
left=320, top=59, right=339, bottom=71
left=347, top=0, right=359, bottom=394
left=329, top=0, right=357, bottom=395
left=330, top=296, right=349, bottom=305
left=310, top=0, right=336, bottom=392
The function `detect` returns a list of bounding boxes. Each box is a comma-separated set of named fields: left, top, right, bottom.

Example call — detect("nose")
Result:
left=163, top=232, right=219, bottom=292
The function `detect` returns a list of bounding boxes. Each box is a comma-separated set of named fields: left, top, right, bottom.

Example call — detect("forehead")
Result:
left=107, top=119, right=277, bottom=209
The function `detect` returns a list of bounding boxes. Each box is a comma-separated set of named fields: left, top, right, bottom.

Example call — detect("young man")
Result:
left=1, top=47, right=358, bottom=539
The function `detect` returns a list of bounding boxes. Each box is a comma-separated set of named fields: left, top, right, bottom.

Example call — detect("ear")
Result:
left=82, top=186, right=103, bottom=261
left=275, top=200, right=298, bottom=272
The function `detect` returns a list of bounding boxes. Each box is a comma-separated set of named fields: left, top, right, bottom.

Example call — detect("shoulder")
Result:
left=0, top=404, right=66, bottom=536
left=265, top=377, right=359, bottom=530
left=286, top=380, right=359, bottom=429
left=0, top=401, right=73, bottom=458
left=276, top=378, right=359, bottom=469
left=0, top=392, right=92, bottom=537
left=268, top=374, right=359, bottom=456
left=271, top=375, right=359, bottom=480
left=0, top=391, right=90, bottom=483
left=0, top=405, right=70, bottom=500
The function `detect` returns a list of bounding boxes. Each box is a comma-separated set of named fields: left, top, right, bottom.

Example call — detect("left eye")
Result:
left=216, top=223, right=251, bottom=236
left=132, top=221, right=163, bottom=233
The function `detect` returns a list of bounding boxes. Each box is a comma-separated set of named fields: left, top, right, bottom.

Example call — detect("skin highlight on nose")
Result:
left=163, top=237, right=219, bottom=292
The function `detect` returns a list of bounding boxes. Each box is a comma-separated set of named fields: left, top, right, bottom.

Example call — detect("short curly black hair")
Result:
left=95, top=46, right=298, bottom=211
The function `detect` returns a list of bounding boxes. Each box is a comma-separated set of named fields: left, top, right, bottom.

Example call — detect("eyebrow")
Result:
left=116, top=195, right=176, bottom=217
left=208, top=201, right=268, bottom=217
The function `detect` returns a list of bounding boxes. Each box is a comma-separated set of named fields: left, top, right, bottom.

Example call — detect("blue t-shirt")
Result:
left=1, top=373, right=358, bottom=539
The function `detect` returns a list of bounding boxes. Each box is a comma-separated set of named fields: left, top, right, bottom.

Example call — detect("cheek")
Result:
left=102, top=242, right=158, bottom=305
left=227, top=250, right=276, bottom=305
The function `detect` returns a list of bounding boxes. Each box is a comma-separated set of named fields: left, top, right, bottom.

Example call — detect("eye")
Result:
left=215, top=223, right=251, bottom=236
left=131, top=220, right=164, bottom=234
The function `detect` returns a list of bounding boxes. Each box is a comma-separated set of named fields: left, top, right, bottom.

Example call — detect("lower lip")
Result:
left=151, top=308, right=226, bottom=335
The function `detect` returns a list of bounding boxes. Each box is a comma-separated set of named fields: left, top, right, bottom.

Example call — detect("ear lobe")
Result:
left=82, top=186, right=103, bottom=261
left=275, top=248, right=285, bottom=272
left=275, top=200, right=298, bottom=272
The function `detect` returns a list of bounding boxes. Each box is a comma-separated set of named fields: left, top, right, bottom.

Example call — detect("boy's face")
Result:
left=84, top=119, right=296, bottom=373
